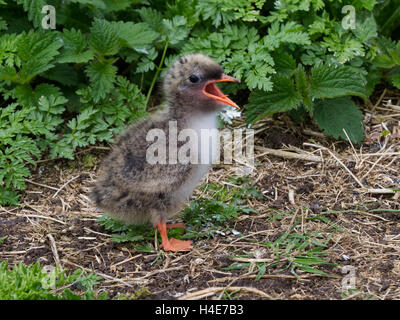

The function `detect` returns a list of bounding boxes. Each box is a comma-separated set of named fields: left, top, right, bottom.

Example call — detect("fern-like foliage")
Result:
left=0, top=31, right=62, bottom=84
left=15, top=0, right=47, bottom=28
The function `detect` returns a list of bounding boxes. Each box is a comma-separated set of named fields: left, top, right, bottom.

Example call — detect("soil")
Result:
left=0, top=89, right=399, bottom=300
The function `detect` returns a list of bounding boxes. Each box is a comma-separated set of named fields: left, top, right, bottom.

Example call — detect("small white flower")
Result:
left=218, top=106, right=241, bottom=124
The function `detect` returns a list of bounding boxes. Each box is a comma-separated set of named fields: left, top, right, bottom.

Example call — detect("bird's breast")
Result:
left=185, top=112, right=219, bottom=165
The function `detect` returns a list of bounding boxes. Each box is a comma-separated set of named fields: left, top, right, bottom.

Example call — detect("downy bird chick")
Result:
left=91, top=53, right=240, bottom=251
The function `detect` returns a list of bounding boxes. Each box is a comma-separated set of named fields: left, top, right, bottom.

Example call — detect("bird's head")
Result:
left=163, top=53, right=240, bottom=112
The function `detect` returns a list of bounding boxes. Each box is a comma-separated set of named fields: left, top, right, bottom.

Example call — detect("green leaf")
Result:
left=58, top=28, right=94, bottom=64
left=13, top=83, right=62, bottom=108
left=296, top=265, right=332, bottom=276
left=391, top=73, right=400, bottom=89
left=4, top=31, right=63, bottom=83
left=0, top=17, right=7, bottom=31
left=313, top=97, right=364, bottom=144
left=353, top=13, right=377, bottom=43
left=69, top=0, right=106, bottom=9
left=245, top=75, right=302, bottom=124
left=137, top=7, right=164, bottom=34
left=374, top=37, right=400, bottom=69
left=162, top=16, right=190, bottom=45
left=264, top=21, right=311, bottom=50
left=15, top=0, right=47, bottom=28
left=255, top=264, right=266, bottom=281
left=89, top=18, right=120, bottom=56
left=115, top=21, right=158, bottom=51
left=272, top=52, right=296, bottom=76
left=310, top=64, right=367, bottom=100
left=85, top=61, right=117, bottom=102
left=295, top=66, right=312, bottom=115
left=41, top=64, right=79, bottom=86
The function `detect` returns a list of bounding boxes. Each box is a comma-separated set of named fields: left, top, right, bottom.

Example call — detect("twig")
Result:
left=25, top=179, right=59, bottom=191
left=48, top=234, right=62, bottom=271
left=288, top=189, right=296, bottom=205
left=62, top=259, right=135, bottom=287
left=356, top=188, right=397, bottom=194
left=179, top=286, right=273, bottom=300
left=287, top=208, right=299, bottom=232
left=1, top=205, right=66, bottom=225
left=52, top=175, right=80, bottom=198
left=372, top=88, right=386, bottom=111
left=110, top=254, right=142, bottom=269
left=326, top=149, right=364, bottom=188
left=302, top=129, right=326, bottom=138
left=361, top=146, right=393, bottom=180
left=208, top=273, right=338, bottom=283
left=255, top=146, right=322, bottom=162
left=343, top=128, right=360, bottom=163
left=231, top=257, right=273, bottom=263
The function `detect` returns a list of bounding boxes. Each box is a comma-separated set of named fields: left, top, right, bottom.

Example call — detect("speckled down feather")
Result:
left=90, top=54, right=225, bottom=225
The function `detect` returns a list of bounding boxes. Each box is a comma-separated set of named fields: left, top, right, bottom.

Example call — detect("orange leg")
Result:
left=166, top=222, right=186, bottom=230
left=156, top=221, right=192, bottom=252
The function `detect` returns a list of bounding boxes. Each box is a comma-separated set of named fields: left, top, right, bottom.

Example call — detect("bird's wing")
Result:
left=113, top=161, right=192, bottom=194
left=99, top=111, right=194, bottom=194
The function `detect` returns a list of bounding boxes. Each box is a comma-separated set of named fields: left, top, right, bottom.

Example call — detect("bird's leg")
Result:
left=166, top=222, right=186, bottom=230
left=156, top=221, right=192, bottom=252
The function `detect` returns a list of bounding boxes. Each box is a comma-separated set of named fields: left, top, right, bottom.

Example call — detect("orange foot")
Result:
left=161, top=238, right=192, bottom=252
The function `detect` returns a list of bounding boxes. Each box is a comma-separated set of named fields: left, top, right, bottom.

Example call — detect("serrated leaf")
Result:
left=85, top=61, right=117, bottom=102
left=69, top=0, right=106, bottom=9
left=353, top=14, right=377, bottom=43
left=391, top=73, right=400, bottom=89
left=310, top=64, right=367, bottom=99
left=137, top=7, right=164, bottom=33
left=245, top=76, right=302, bottom=124
left=162, top=16, right=190, bottom=45
left=15, top=0, right=47, bottom=28
left=264, top=21, right=311, bottom=50
left=374, top=37, right=400, bottom=69
left=13, top=83, right=62, bottom=108
left=58, top=28, right=94, bottom=64
left=89, top=18, right=120, bottom=56
left=15, top=31, right=62, bottom=83
left=313, top=97, right=364, bottom=144
left=114, top=21, right=158, bottom=50
left=295, top=66, right=312, bottom=115
left=272, top=52, right=296, bottom=76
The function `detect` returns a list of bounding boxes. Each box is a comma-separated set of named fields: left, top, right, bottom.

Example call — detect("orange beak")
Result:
left=202, top=74, right=240, bottom=109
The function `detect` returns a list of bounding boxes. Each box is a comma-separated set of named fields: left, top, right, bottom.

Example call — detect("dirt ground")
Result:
left=0, top=89, right=399, bottom=300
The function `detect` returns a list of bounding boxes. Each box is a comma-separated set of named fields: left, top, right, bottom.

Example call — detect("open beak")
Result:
left=202, top=74, right=240, bottom=109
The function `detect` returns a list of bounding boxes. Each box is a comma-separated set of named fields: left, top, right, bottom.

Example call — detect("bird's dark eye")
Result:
left=189, top=74, right=199, bottom=83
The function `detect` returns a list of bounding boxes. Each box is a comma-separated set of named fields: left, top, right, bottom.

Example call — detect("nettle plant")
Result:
left=0, top=0, right=399, bottom=204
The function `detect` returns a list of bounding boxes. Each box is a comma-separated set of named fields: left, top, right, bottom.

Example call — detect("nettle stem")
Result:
left=145, top=40, right=169, bottom=108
